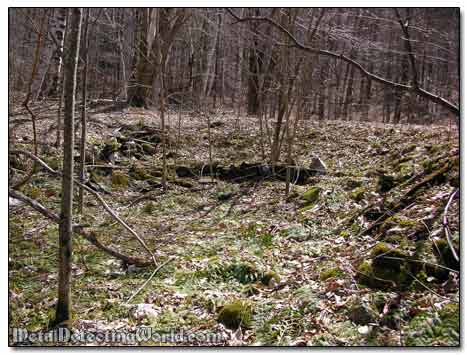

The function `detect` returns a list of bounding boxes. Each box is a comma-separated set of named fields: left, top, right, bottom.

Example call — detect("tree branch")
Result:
left=225, top=8, right=459, bottom=117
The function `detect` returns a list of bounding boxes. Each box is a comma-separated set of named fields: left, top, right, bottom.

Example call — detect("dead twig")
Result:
left=126, top=256, right=175, bottom=303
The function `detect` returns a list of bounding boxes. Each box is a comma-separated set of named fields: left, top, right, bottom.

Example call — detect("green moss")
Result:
left=302, top=187, right=320, bottom=204
left=340, top=230, right=350, bottom=238
left=143, top=202, right=156, bottom=214
left=405, top=304, right=459, bottom=346
left=217, top=300, right=252, bottom=329
left=350, top=187, right=365, bottom=201
left=371, top=242, right=407, bottom=269
left=350, top=222, right=361, bottom=235
left=141, top=143, right=156, bottom=154
left=111, top=171, right=129, bottom=187
left=357, top=243, right=411, bottom=289
left=319, top=267, right=342, bottom=281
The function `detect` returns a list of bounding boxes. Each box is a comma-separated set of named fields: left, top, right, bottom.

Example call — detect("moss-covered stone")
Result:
left=111, top=171, right=129, bottom=187
left=371, top=242, right=407, bottom=270
left=357, top=243, right=411, bottom=289
left=217, top=300, right=252, bottom=329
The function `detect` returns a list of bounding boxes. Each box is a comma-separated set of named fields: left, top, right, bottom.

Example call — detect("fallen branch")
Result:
left=9, top=188, right=152, bottom=266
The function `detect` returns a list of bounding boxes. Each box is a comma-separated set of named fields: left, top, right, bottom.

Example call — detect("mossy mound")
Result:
left=302, top=186, right=320, bottom=204
left=319, top=267, right=343, bottom=281
left=217, top=300, right=252, bottom=329
left=357, top=243, right=411, bottom=289
left=111, top=171, right=129, bottom=187
left=260, top=271, right=280, bottom=287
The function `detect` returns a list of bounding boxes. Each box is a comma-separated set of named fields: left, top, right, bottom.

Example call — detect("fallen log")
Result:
left=175, top=161, right=325, bottom=185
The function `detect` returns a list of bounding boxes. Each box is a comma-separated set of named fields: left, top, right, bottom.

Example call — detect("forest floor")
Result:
left=9, top=102, right=460, bottom=346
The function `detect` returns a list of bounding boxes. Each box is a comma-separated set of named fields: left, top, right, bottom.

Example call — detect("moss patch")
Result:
left=217, top=300, right=252, bottom=329
left=111, top=171, right=129, bottom=187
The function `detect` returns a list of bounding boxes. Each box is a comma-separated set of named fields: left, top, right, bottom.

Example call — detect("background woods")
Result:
left=9, top=8, right=459, bottom=124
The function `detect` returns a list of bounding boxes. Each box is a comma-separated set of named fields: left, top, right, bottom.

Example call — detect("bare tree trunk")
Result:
left=55, top=10, right=70, bottom=147
left=54, top=7, right=82, bottom=327
left=78, top=9, right=90, bottom=213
